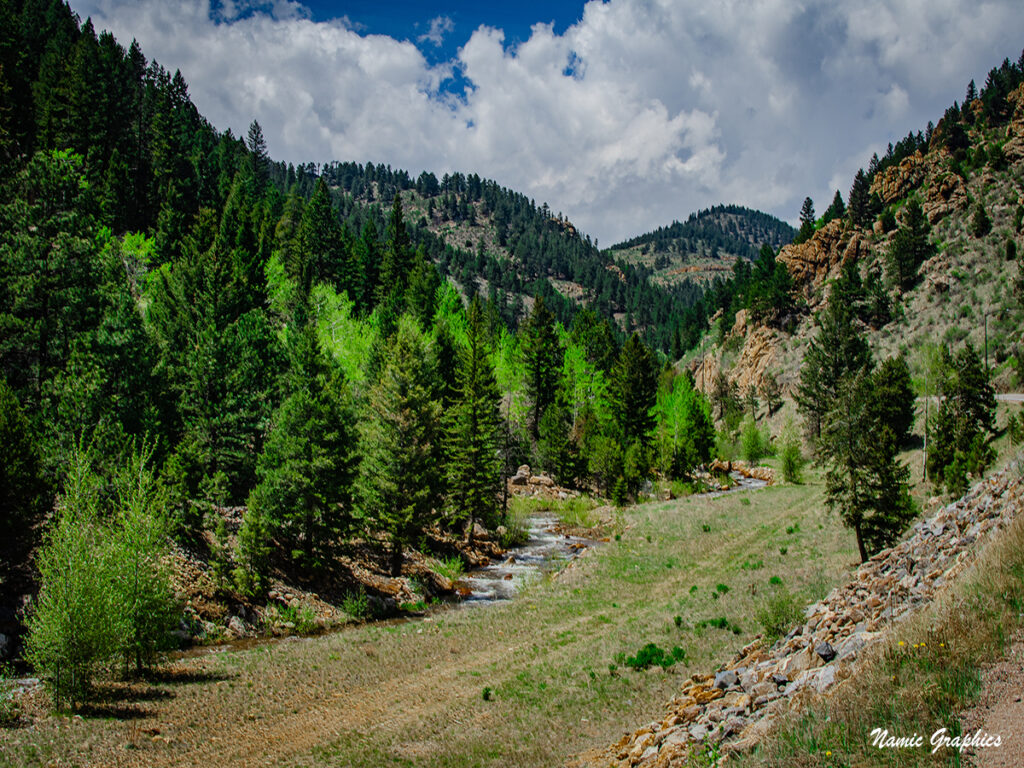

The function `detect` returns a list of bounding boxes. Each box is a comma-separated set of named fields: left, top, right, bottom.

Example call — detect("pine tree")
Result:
left=971, top=202, right=992, bottom=238
left=357, top=318, right=443, bottom=575
left=821, top=370, right=915, bottom=562
left=822, top=190, right=846, bottom=224
left=296, top=178, right=346, bottom=296
left=848, top=169, right=872, bottom=228
left=611, top=333, right=658, bottom=446
left=872, top=355, right=915, bottom=446
left=246, top=120, right=269, bottom=194
left=445, top=297, right=503, bottom=540
left=760, top=371, right=782, bottom=416
left=795, top=197, right=815, bottom=243
left=376, top=194, right=412, bottom=305
left=247, top=330, right=357, bottom=571
left=795, top=284, right=872, bottom=445
left=886, top=197, right=934, bottom=291
left=0, top=376, right=49, bottom=580
left=520, top=295, right=562, bottom=439
left=927, top=344, right=996, bottom=491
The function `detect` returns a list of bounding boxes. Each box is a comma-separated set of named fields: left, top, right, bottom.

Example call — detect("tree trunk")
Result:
left=390, top=538, right=403, bottom=576
left=854, top=524, right=868, bottom=563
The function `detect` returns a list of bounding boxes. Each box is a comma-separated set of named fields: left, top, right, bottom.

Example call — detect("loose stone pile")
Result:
left=579, top=460, right=1023, bottom=767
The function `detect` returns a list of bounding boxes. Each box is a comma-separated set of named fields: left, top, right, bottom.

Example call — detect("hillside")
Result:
left=608, top=205, right=797, bottom=288
left=688, top=80, right=1024, bottom=401
left=315, top=162, right=703, bottom=350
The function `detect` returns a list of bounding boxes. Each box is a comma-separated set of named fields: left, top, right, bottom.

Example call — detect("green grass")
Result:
left=737, top=467, right=1024, bottom=768
left=0, top=475, right=855, bottom=768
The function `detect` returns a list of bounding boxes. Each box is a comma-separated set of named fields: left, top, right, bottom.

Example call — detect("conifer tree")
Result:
left=357, top=318, right=443, bottom=574
left=848, top=169, right=872, bottom=228
left=611, top=333, right=658, bottom=446
left=872, top=355, right=915, bottom=446
left=760, top=371, right=782, bottom=416
left=821, top=370, right=915, bottom=562
left=822, top=190, right=846, bottom=224
left=796, top=283, right=872, bottom=444
left=445, top=297, right=503, bottom=538
left=927, top=344, right=996, bottom=492
left=0, top=376, right=48, bottom=579
left=247, top=328, right=357, bottom=571
left=795, top=197, right=815, bottom=243
left=886, top=198, right=933, bottom=291
left=246, top=120, right=269, bottom=194
left=376, top=194, right=412, bottom=305
left=520, top=295, right=562, bottom=439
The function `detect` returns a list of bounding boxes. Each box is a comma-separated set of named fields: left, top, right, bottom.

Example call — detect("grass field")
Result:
left=0, top=475, right=859, bottom=768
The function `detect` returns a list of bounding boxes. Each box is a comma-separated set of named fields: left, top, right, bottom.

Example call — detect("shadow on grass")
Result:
left=142, top=667, right=232, bottom=686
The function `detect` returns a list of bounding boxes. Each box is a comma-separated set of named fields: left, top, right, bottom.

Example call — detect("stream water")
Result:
left=453, top=471, right=768, bottom=605
left=453, top=514, right=601, bottom=605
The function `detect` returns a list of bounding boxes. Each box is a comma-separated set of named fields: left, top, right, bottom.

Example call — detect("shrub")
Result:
left=341, top=588, right=371, bottom=620
left=430, top=555, right=466, bottom=581
left=619, top=643, right=686, bottom=671
left=24, top=453, right=122, bottom=708
left=757, top=588, right=804, bottom=643
left=778, top=417, right=804, bottom=484
left=971, top=202, right=992, bottom=238
left=740, top=416, right=764, bottom=464
left=0, top=663, right=21, bottom=725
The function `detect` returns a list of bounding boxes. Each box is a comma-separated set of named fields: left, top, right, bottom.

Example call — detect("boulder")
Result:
left=815, top=641, right=837, bottom=663
left=714, top=669, right=739, bottom=690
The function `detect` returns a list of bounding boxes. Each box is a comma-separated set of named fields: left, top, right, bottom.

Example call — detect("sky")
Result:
left=70, top=0, right=1024, bottom=245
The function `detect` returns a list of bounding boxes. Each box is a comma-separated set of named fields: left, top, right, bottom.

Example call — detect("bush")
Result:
left=971, top=202, right=992, bottom=238
left=430, top=555, right=466, bottom=581
left=24, top=453, right=123, bottom=708
left=0, top=663, right=21, bottom=725
left=757, top=588, right=804, bottom=643
left=740, top=416, right=764, bottom=464
left=778, top=418, right=804, bottom=484
left=619, top=643, right=686, bottom=671
left=341, top=588, right=371, bottom=620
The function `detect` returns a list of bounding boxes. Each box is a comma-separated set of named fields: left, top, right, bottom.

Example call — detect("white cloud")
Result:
left=70, top=0, right=1024, bottom=243
left=418, top=15, right=454, bottom=47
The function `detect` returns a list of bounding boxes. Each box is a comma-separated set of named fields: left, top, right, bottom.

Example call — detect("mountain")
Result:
left=687, top=58, right=1024, bottom=400
left=607, top=205, right=797, bottom=287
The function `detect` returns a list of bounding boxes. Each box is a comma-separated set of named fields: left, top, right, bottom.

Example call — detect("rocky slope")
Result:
left=573, top=455, right=1024, bottom=767
left=690, top=84, right=1024, bottom=398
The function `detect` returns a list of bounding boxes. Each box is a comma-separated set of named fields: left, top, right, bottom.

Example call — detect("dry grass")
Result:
left=0, top=477, right=856, bottom=768
left=737, top=461, right=1024, bottom=768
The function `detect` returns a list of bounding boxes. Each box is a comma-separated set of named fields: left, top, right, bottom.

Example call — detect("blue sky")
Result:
left=73, top=0, right=1024, bottom=244
left=210, top=0, right=590, bottom=99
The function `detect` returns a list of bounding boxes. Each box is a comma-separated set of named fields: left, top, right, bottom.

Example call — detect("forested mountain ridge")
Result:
left=312, top=161, right=711, bottom=350
left=608, top=205, right=796, bottom=288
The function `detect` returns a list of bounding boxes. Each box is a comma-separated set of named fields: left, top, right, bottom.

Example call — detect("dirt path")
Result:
left=2, top=482, right=853, bottom=768
left=961, top=631, right=1024, bottom=768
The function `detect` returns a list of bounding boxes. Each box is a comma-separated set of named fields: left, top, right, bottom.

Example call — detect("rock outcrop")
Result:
left=776, top=220, right=870, bottom=305
left=574, top=459, right=1024, bottom=767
